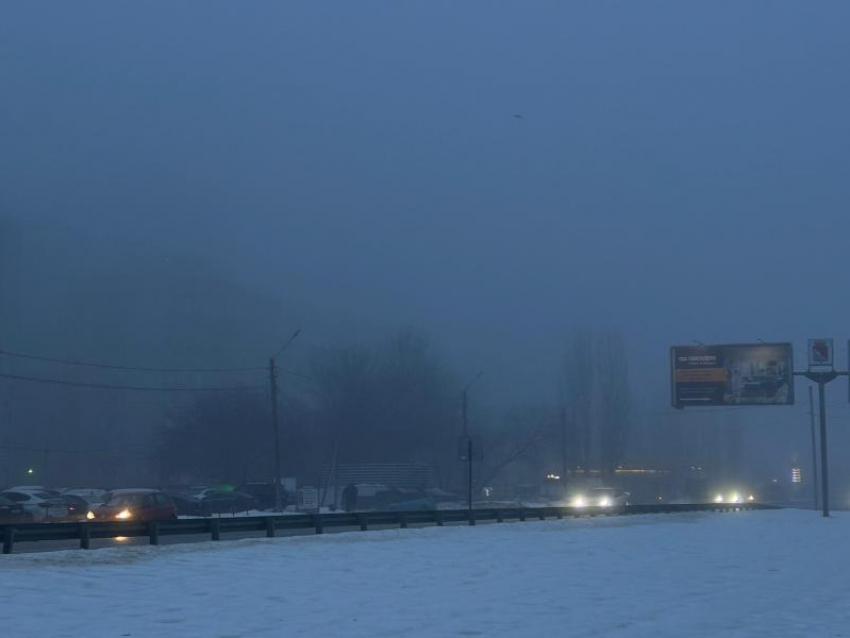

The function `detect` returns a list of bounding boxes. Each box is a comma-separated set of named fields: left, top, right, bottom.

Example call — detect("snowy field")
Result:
left=3, top=509, right=849, bottom=637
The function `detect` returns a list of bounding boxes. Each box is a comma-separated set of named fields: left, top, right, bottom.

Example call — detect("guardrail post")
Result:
left=314, top=515, right=323, bottom=535
left=2, top=528, right=14, bottom=555
left=210, top=518, right=221, bottom=541
left=435, top=511, right=444, bottom=527
left=398, top=513, right=408, bottom=529
left=468, top=510, right=475, bottom=526
left=519, top=510, right=526, bottom=522
left=79, top=524, right=91, bottom=550
left=556, top=509, right=563, bottom=520
left=265, top=517, right=276, bottom=538
left=149, top=522, right=160, bottom=546
left=358, top=514, right=368, bottom=531
left=496, top=510, right=503, bottom=523
left=538, top=511, right=546, bottom=521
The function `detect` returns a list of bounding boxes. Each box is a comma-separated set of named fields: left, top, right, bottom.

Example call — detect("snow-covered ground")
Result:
left=3, top=509, right=849, bottom=637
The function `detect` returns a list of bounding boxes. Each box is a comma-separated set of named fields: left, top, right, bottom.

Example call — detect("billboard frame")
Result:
left=670, top=342, right=795, bottom=409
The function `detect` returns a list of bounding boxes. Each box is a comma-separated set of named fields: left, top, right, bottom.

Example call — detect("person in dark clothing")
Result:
left=342, top=483, right=358, bottom=512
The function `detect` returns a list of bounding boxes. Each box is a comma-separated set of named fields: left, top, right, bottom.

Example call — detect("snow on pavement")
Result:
left=3, top=509, right=849, bottom=637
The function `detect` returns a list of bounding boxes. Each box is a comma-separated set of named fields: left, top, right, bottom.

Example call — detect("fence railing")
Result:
left=0, top=502, right=773, bottom=555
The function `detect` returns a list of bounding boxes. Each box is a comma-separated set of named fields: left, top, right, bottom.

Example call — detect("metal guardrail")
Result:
left=0, top=502, right=773, bottom=555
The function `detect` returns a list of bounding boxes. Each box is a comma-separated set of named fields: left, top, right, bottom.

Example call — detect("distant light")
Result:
left=114, top=536, right=129, bottom=542
left=791, top=467, right=802, bottom=484
left=26, top=468, right=34, bottom=475
left=714, top=494, right=724, bottom=503
left=546, top=473, right=561, bottom=481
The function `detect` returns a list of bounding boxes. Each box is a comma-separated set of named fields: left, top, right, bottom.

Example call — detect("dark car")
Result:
left=236, top=482, right=285, bottom=510
left=91, top=489, right=177, bottom=522
left=195, top=489, right=258, bottom=516
left=59, top=494, right=90, bottom=521
left=0, top=495, right=33, bottom=523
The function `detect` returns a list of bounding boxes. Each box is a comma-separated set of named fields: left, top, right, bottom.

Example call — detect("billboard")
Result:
left=671, top=343, right=794, bottom=408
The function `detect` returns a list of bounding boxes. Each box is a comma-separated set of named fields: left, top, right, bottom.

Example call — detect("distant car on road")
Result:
left=0, top=489, right=67, bottom=522
left=89, top=489, right=177, bottom=522
left=194, top=489, right=258, bottom=516
left=0, top=495, right=33, bottom=523
left=570, top=488, right=630, bottom=508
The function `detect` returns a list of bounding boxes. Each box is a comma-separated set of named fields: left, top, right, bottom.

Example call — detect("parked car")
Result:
left=194, top=489, right=258, bottom=516
left=89, top=489, right=177, bottom=522
left=0, top=495, right=33, bottom=523
left=0, top=489, right=68, bottom=521
left=59, top=494, right=90, bottom=521
left=62, top=488, right=107, bottom=506
left=386, top=497, right=436, bottom=512
left=236, top=482, right=286, bottom=510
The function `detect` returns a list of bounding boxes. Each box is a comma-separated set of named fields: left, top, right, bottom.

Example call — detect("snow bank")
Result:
left=3, top=509, right=849, bottom=637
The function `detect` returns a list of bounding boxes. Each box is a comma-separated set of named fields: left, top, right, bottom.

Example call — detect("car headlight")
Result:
left=747, top=494, right=755, bottom=502
left=728, top=493, right=741, bottom=504
left=572, top=496, right=586, bottom=508
left=86, top=511, right=96, bottom=520
left=714, top=494, right=724, bottom=503
left=115, top=509, right=132, bottom=520
left=599, top=497, right=612, bottom=507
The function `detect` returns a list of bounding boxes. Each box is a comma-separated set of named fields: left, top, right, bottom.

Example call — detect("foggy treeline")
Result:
left=0, top=214, right=796, bottom=497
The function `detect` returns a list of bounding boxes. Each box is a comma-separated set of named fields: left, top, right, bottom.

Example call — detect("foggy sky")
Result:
left=2, top=3, right=850, bottom=478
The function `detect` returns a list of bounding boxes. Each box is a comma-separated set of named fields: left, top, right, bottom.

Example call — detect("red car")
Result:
left=89, top=489, right=177, bottom=522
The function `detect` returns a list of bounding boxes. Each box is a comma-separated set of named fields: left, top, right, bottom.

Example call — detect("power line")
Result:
left=0, top=372, right=263, bottom=393
left=0, top=348, right=265, bottom=374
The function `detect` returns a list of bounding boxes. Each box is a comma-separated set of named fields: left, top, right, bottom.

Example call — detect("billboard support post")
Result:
left=808, top=386, right=819, bottom=511
left=797, top=369, right=844, bottom=518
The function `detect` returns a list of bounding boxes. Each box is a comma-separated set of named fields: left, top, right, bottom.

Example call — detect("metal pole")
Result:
left=818, top=378, right=829, bottom=517
left=462, top=390, right=468, bottom=436
left=269, top=357, right=283, bottom=512
left=808, top=386, right=819, bottom=510
left=467, top=438, right=473, bottom=513
left=561, top=407, right=567, bottom=484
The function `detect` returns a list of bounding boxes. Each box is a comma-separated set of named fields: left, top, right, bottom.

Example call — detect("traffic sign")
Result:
left=808, top=339, right=834, bottom=368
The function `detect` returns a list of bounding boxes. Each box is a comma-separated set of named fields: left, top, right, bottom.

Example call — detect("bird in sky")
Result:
left=512, top=113, right=524, bottom=120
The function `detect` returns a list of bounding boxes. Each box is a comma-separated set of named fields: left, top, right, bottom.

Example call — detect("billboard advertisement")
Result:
left=671, top=343, right=794, bottom=408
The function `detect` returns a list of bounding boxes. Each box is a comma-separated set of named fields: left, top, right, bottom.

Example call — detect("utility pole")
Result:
left=42, top=444, right=49, bottom=488
left=808, top=386, right=819, bottom=511
left=461, top=371, right=482, bottom=515
left=268, top=357, right=282, bottom=512
left=561, top=406, right=567, bottom=485
left=269, top=329, right=302, bottom=512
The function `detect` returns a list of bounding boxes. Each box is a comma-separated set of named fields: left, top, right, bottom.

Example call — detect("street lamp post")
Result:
left=461, top=371, right=483, bottom=514
left=269, top=329, right=302, bottom=512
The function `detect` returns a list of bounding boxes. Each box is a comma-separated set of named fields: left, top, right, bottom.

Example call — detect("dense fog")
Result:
left=2, top=3, right=850, bottom=503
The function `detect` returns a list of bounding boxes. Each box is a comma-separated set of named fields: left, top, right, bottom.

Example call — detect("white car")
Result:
left=0, top=489, right=67, bottom=522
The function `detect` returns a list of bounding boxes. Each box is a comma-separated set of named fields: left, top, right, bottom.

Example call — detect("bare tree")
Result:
left=596, top=329, right=630, bottom=476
